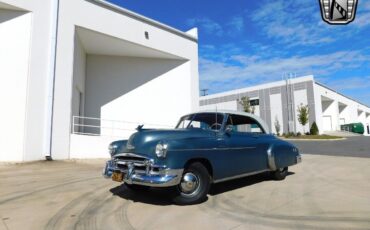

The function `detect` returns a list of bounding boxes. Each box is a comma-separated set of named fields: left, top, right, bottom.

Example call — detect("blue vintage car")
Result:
left=103, top=110, right=301, bottom=205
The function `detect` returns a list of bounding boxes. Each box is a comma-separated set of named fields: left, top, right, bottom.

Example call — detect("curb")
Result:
left=280, top=137, right=346, bottom=141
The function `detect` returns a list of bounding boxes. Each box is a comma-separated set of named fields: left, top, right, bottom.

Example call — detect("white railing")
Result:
left=72, top=116, right=173, bottom=138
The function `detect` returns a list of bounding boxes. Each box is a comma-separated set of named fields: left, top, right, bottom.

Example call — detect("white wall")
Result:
left=0, top=10, right=31, bottom=161
left=270, top=93, right=283, bottom=134
left=0, top=0, right=54, bottom=162
left=1, top=0, right=199, bottom=161
left=51, top=0, right=198, bottom=160
left=69, top=134, right=115, bottom=159
left=84, top=55, right=189, bottom=137
left=338, top=105, right=350, bottom=125
left=200, top=100, right=237, bottom=111
left=315, top=83, right=370, bottom=134
left=71, top=34, right=86, bottom=118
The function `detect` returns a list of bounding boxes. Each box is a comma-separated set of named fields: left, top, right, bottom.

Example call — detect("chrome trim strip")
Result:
left=213, top=169, right=270, bottom=183
left=116, top=161, right=146, bottom=167
left=114, top=153, right=149, bottom=159
left=172, top=146, right=256, bottom=152
left=267, top=148, right=277, bottom=171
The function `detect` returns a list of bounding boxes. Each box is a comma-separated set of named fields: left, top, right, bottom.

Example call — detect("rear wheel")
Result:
left=172, top=162, right=211, bottom=205
left=271, top=167, right=288, bottom=180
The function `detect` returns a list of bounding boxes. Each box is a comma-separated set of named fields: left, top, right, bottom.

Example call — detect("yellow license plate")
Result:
left=112, top=172, right=124, bottom=182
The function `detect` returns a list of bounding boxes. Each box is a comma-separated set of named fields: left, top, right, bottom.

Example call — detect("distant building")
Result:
left=200, top=75, right=370, bottom=136
left=0, top=0, right=199, bottom=161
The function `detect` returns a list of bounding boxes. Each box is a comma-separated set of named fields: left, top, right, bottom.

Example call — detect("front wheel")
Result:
left=172, top=162, right=211, bottom=205
left=271, top=167, right=288, bottom=180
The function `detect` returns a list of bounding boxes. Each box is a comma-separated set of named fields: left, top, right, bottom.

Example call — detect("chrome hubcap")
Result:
left=179, top=172, right=200, bottom=195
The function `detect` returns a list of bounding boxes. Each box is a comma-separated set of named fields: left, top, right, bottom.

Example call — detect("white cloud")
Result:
left=187, top=17, right=223, bottom=36
left=187, top=15, right=246, bottom=37
left=353, top=1, right=370, bottom=28
left=250, top=0, right=336, bottom=46
left=200, top=50, right=370, bottom=93
left=228, top=16, right=244, bottom=32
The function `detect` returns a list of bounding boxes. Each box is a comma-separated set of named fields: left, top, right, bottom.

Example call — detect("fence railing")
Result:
left=72, top=116, right=173, bottom=138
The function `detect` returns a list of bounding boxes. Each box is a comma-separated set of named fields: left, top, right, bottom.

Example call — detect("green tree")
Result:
left=297, top=104, right=309, bottom=133
left=310, top=121, right=319, bottom=135
left=238, top=96, right=255, bottom=114
left=274, top=116, right=281, bottom=136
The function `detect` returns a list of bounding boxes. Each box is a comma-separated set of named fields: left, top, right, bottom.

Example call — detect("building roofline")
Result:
left=314, top=81, right=370, bottom=109
left=200, top=75, right=314, bottom=100
left=89, top=0, right=198, bottom=42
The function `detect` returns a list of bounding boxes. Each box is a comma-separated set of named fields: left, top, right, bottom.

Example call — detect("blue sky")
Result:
left=109, top=0, right=370, bottom=106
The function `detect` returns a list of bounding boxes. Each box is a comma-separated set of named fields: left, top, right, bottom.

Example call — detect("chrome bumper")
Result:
left=296, top=154, right=302, bottom=164
left=103, top=160, right=183, bottom=187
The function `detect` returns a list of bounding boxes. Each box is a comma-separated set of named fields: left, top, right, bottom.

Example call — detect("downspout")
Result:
left=44, top=0, right=60, bottom=160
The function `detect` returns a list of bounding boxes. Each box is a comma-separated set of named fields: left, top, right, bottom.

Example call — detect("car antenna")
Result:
left=216, top=106, right=218, bottom=132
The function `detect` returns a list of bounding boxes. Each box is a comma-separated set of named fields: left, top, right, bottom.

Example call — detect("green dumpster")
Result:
left=340, top=123, right=364, bottom=134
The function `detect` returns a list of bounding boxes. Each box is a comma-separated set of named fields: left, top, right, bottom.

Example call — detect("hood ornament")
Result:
left=136, top=124, right=144, bottom=131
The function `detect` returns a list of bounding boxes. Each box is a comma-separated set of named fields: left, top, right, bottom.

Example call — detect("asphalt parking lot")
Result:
left=1, top=152, right=370, bottom=230
left=288, top=136, right=370, bottom=158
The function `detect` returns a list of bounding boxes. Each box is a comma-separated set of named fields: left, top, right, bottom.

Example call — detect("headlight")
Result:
left=155, top=141, right=168, bottom=158
left=108, top=144, right=118, bottom=156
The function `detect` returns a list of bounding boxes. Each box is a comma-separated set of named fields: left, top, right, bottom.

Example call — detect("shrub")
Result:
left=296, top=132, right=302, bottom=136
left=310, top=122, right=319, bottom=135
left=305, top=132, right=310, bottom=136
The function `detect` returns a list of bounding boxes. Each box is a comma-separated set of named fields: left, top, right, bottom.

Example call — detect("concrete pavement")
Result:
left=288, top=136, right=370, bottom=158
left=0, top=155, right=370, bottom=230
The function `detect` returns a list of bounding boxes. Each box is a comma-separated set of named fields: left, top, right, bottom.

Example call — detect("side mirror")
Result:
left=225, top=125, right=233, bottom=134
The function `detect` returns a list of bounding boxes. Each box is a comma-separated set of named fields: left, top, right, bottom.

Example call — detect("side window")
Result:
left=227, top=114, right=264, bottom=134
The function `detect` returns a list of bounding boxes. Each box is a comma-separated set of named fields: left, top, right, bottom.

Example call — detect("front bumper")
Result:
left=103, top=160, right=183, bottom=187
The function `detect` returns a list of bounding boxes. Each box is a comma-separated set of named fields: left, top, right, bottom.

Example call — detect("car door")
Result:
left=221, top=114, right=268, bottom=177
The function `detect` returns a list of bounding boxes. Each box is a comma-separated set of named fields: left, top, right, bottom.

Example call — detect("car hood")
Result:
left=124, top=128, right=215, bottom=156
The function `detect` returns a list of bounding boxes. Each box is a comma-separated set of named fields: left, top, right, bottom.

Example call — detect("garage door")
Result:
left=339, top=118, right=345, bottom=125
left=323, top=116, right=332, bottom=131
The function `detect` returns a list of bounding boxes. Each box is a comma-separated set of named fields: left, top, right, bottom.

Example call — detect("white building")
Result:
left=200, top=75, right=370, bottom=136
left=0, top=0, right=199, bottom=162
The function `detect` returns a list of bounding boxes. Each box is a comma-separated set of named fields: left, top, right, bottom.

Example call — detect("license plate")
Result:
left=112, top=172, right=124, bottom=182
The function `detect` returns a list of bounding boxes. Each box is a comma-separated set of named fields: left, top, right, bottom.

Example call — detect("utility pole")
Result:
left=200, top=89, right=209, bottom=96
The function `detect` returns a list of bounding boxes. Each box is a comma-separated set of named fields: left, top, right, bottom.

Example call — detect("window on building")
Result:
left=250, top=99, right=259, bottom=106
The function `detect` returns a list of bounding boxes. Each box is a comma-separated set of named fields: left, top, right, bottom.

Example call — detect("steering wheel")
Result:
left=210, top=123, right=222, bottom=130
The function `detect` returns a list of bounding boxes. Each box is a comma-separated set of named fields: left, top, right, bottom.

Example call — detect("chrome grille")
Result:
left=113, top=153, right=149, bottom=173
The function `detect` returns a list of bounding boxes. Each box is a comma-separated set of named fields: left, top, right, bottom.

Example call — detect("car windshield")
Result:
left=175, top=113, right=224, bottom=131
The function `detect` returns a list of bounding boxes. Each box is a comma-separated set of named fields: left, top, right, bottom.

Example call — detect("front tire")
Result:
left=172, top=162, right=211, bottom=205
left=271, top=167, right=288, bottom=180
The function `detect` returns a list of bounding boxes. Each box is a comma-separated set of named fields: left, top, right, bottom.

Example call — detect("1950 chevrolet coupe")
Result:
left=103, top=111, right=301, bottom=205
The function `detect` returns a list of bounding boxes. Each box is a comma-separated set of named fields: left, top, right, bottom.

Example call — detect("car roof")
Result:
left=183, top=110, right=270, bottom=134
